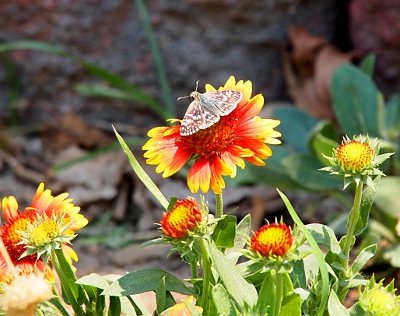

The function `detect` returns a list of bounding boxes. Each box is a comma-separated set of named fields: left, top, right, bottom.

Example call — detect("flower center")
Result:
left=251, top=223, right=292, bottom=257
left=182, top=115, right=237, bottom=158
left=30, top=219, right=60, bottom=246
left=337, top=140, right=374, bottom=172
left=160, top=198, right=202, bottom=239
left=1, top=210, right=37, bottom=262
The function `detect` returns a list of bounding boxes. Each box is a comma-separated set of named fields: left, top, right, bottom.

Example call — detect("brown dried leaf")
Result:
left=284, top=25, right=361, bottom=120
left=41, top=112, right=113, bottom=151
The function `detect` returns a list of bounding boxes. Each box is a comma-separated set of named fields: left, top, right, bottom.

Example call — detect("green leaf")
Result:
left=281, top=292, right=302, bottom=316
left=211, top=284, right=237, bottom=316
left=47, top=297, right=72, bottom=316
left=225, top=214, right=251, bottom=264
left=256, top=270, right=275, bottom=315
left=102, top=269, right=194, bottom=297
left=331, top=63, right=380, bottom=137
left=273, top=106, right=319, bottom=152
left=289, top=260, right=307, bottom=289
left=383, top=244, right=400, bottom=268
left=306, top=224, right=344, bottom=258
left=385, top=94, right=400, bottom=141
left=108, top=296, right=121, bottom=316
left=51, top=249, right=86, bottom=316
left=328, top=290, right=350, bottom=316
left=282, top=153, right=343, bottom=191
left=247, top=145, right=300, bottom=190
left=182, top=298, right=203, bottom=316
left=277, top=190, right=329, bottom=316
left=359, top=53, right=376, bottom=77
left=347, top=302, right=365, bottom=316
left=114, top=127, right=169, bottom=210
left=308, top=120, right=340, bottom=166
left=355, top=176, right=380, bottom=236
left=374, top=176, right=400, bottom=218
left=212, top=215, right=236, bottom=248
left=209, top=240, right=257, bottom=308
left=351, top=244, right=377, bottom=275
left=77, top=273, right=149, bottom=316
left=156, top=277, right=167, bottom=314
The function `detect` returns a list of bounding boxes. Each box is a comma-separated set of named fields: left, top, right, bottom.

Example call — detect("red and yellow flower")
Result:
left=250, top=222, right=293, bottom=258
left=169, top=296, right=203, bottom=316
left=143, top=76, right=281, bottom=194
left=0, top=183, right=88, bottom=276
left=321, top=135, right=394, bottom=190
left=160, top=197, right=202, bottom=239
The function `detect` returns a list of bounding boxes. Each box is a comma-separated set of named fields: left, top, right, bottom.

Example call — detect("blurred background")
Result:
left=0, top=0, right=399, bottom=294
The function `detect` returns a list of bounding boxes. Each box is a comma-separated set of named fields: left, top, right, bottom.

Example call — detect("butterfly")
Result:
left=179, top=81, right=243, bottom=136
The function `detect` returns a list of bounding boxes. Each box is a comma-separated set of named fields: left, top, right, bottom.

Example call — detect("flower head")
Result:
left=242, top=220, right=307, bottom=272
left=169, top=296, right=203, bottom=316
left=359, top=275, right=400, bottom=316
left=0, top=273, right=53, bottom=316
left=143, top=76, right=281, bottom=194
left=0, top=183, right=87, bottom=272
left=250, top=222, right=293, bottom=257
left=321, top=135, right=394, bottom=190
left=160, top=197, right=202, bottom=239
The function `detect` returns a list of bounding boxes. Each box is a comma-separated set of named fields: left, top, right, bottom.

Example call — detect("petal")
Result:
left=188, top=159, right=211, bottom=194
left=2, top=196, right=19, bottom=221
left=221, top=76, right=237, bottom=90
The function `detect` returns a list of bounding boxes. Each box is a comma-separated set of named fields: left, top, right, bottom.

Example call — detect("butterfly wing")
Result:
left=180, top=99, right=220, bottom=136
left=199, top=90, right=242, bottom=116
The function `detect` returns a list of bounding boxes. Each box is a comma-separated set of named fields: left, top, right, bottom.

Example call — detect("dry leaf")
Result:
left=41, top=112, right=113, bottom=151
left=283, top=25, right=361, bottom=120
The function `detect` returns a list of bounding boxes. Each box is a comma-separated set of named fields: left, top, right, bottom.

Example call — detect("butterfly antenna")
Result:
left=177, top=80, right=200, bottom=101
left=177, top=95, right=190, bottom=101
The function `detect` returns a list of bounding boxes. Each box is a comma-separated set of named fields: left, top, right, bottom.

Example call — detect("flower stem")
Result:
left=197, top=238, right=212, bottom=315
left=342, top=182, right=364, bottom=270
left=274, top=272, right=284, bottom=316
left=215, top=193, right=223, bottom=218
left=337, top=182, right=364, bottom=302
left=190, top=260, right=198, bottom=279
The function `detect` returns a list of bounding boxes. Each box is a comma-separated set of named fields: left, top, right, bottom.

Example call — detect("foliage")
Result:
left=244, top=58, right=400, bottom=271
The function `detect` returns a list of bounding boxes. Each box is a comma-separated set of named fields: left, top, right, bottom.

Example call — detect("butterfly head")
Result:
left=177, top=80, right=201, bottom=102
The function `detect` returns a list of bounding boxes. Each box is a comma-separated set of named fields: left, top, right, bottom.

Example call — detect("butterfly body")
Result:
left=180, top=89, right=242, bottom=136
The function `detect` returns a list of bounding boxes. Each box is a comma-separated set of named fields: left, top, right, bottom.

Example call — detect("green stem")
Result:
left=197, top=238, right=212, bottom=316
left=337, top=182, right=364, bottom=302
left=190, top=260, right=198, bottom=279
left=215, top=193, right=223, bottom=218
left=342, top=182, right=364, bottom=271
left=274, top=273, right=284, bottom=316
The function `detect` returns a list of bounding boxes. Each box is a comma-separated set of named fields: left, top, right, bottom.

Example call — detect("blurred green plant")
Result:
left=0, top=40, right=172, bottom=121
left=0, top=0, right=175, bottom=176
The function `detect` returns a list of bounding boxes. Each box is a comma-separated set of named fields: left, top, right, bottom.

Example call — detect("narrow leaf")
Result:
left=351, top=244, right=377, bottom=275
left=114, top=127, right=169, bottom=210
left=256, top=270, right=275, bottom=316
left=277, top=190, right=329, bottom=316
left=156, top=277, right=167, bottom=314
left=355, top=176, right=380, bottom=236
